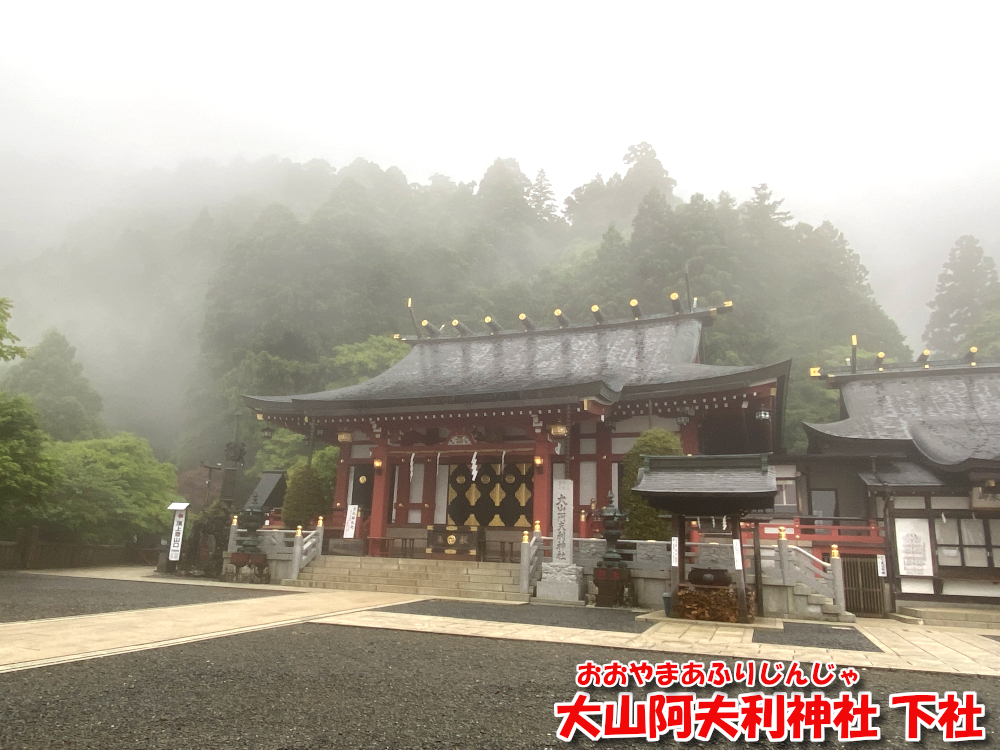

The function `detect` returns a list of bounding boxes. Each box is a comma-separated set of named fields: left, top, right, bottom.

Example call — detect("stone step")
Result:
left=888, top=612, right=923, bottom=626
left=299, top=569, right=518, bottom=585
left=822, top=602, right=845, bottom=615
left=837, top=612, right=857, bottom=624
left=899, top=606, right=1000, bottom=625
left=281, top=578, right=530, bottom=602
left=922, top=617, right=1000, bottom=630
left=312, top=556, right=519, bottom=575
left=806, top=593, right=827, bottom=605
left=299, top=572, right=523, bottom=593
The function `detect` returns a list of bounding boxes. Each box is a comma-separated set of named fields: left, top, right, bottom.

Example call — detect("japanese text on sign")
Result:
left=555, top=659, right=986, bottom=742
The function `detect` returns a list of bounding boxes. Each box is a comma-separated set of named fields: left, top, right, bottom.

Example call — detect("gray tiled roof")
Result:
left=633, top=454, right=777, bottom=496
left=634, top=466, right=777, bottom=496
left=805, top=371, right=1000, bottom=469
left=246, top=314, right=788, bottom=415
left=857, top=461, right=947, bottom=488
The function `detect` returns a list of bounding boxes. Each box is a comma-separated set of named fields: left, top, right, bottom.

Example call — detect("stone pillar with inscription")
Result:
left=534, top=479, right=584, bottom=602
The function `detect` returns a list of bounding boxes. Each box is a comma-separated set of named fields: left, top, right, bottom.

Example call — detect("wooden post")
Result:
left=752, top=519, right=763, bottom=616
left=367, top=444, right=391, bottom=556
left=672, top=513, right=685, bottom=616
left=732, top=514, right=750, bottom=624
left=533, top=435, right=553, bottom=535
left=333, top=455, right=352, bottom=515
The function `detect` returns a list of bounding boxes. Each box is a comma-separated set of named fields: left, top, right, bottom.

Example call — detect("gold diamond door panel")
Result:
left=447, top=463, right=533, bottom=528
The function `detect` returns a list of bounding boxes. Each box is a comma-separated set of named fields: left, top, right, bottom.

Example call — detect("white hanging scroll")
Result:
left=343, top=505, right=360, bottom=539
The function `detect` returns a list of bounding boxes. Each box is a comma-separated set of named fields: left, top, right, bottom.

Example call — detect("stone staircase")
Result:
left=791, top=583, right=856, bottom=623
left=891, top=605, right=1000, bottom=630
left=282, top=556, right=530, bottom=602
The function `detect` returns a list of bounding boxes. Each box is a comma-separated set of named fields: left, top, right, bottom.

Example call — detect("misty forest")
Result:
left=2, top=144, right=999, bottom=544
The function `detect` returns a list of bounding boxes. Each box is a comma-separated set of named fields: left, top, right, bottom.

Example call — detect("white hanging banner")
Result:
left=409, top=452, right=415, bottom=481
left=671, top=537, right=679, bottom=568
left=343, top=505, right=360, bottom=539
left=876, top=554, right=888, bottom=578
left=168, top=509, right=187, bottom=561
left=470, top=451, right=479, bottom=482
left=732, top=538, right=744, bottom=570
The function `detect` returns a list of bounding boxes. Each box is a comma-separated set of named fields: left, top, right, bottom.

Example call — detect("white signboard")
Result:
left=894, top=517, right=933, bottom=577
left=671, top=537, right=679, bottom=567
left=732, top=539, right=744, bottom=570
left=876, top=554, right=888, bottom=578
left=552, top=479, right=574, bottom=564
left=343, top=504, right=360, bottom=539
left=168, top=510, right=187, bottom=561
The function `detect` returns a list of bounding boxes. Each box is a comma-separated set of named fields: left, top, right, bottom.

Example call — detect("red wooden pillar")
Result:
left=422, top=457, right=437, bottom=525
left=393, top=456, right=411, bottom=527
left=329, top=452, right=352, bottom=529
left=595, top=421, right=613, bottom=506
left=533, top=434, right=554, bottom=535
left=367, top=443, right=391, bottom=556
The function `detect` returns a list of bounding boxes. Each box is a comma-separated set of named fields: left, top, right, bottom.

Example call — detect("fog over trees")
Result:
left=2, top=142, right=999, bottom=541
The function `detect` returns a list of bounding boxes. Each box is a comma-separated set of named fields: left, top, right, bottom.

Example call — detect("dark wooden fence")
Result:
left=0, top=529, right=158, bottom=571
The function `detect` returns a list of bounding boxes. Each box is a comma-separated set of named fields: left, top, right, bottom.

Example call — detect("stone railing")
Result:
left=227, top=521, right=324, bottom=582
left=519, top=529, right=544, bottom=594
left=767, top=534, right=846, bottom=610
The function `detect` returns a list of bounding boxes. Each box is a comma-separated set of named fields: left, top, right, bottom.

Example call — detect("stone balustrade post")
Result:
left=777, top=526, right=791, bottom=585
left=830, top=544, right=846, bottom=610
left=291, top=526, right=303, bottom=580
left=228, top=515, right=239, bottom=553
left=520, top=530, right=531, bottom=594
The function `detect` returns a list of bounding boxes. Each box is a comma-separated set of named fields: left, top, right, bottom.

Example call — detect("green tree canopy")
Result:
left=1, top=329, right=105, bottom=441
left=15, top=434, right=177, bottom=543
left=0, top=298, right=26, bottom=362
left=248, top=428, right=308, bottom=477
left=281, top=462, right=326, bottom=529
left=165, top=145, right=910, bottom=465
left=311, top=445, right=339, bottom=499
left=924, top=235, right=998, bottom=358
left=0, top=392, right=59, bottom=521
left=619, top=429, right=682, bottom=540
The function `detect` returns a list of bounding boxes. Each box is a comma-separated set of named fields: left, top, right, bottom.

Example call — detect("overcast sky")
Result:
left=2, top=1, right=999, bottom=346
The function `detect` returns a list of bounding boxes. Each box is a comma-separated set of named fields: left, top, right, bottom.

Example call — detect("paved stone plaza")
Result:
left=1, top=567, right=999, bottom=748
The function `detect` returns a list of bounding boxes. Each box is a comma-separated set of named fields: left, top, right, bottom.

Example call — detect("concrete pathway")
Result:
left=312, top=609, right=1000, bottom=677
left=8, top=566, right=1000, bottom=677
left=0, top=577, right=420, bottom=674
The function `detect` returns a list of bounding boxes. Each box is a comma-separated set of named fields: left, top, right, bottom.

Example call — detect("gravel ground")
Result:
left=379, top=599, right=652, bottom=633
left=0, top=572, right=290, bottom=622
left=0, top=624, right=997, bottom=749
left=753, top=621, right=882, bottom=653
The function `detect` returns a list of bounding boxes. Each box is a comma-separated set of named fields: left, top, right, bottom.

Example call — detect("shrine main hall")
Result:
left=245, top=301, right=790, bottom=555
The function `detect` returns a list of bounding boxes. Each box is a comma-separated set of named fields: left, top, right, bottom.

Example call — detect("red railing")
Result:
left=687, top=517, right=886, bottom=554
